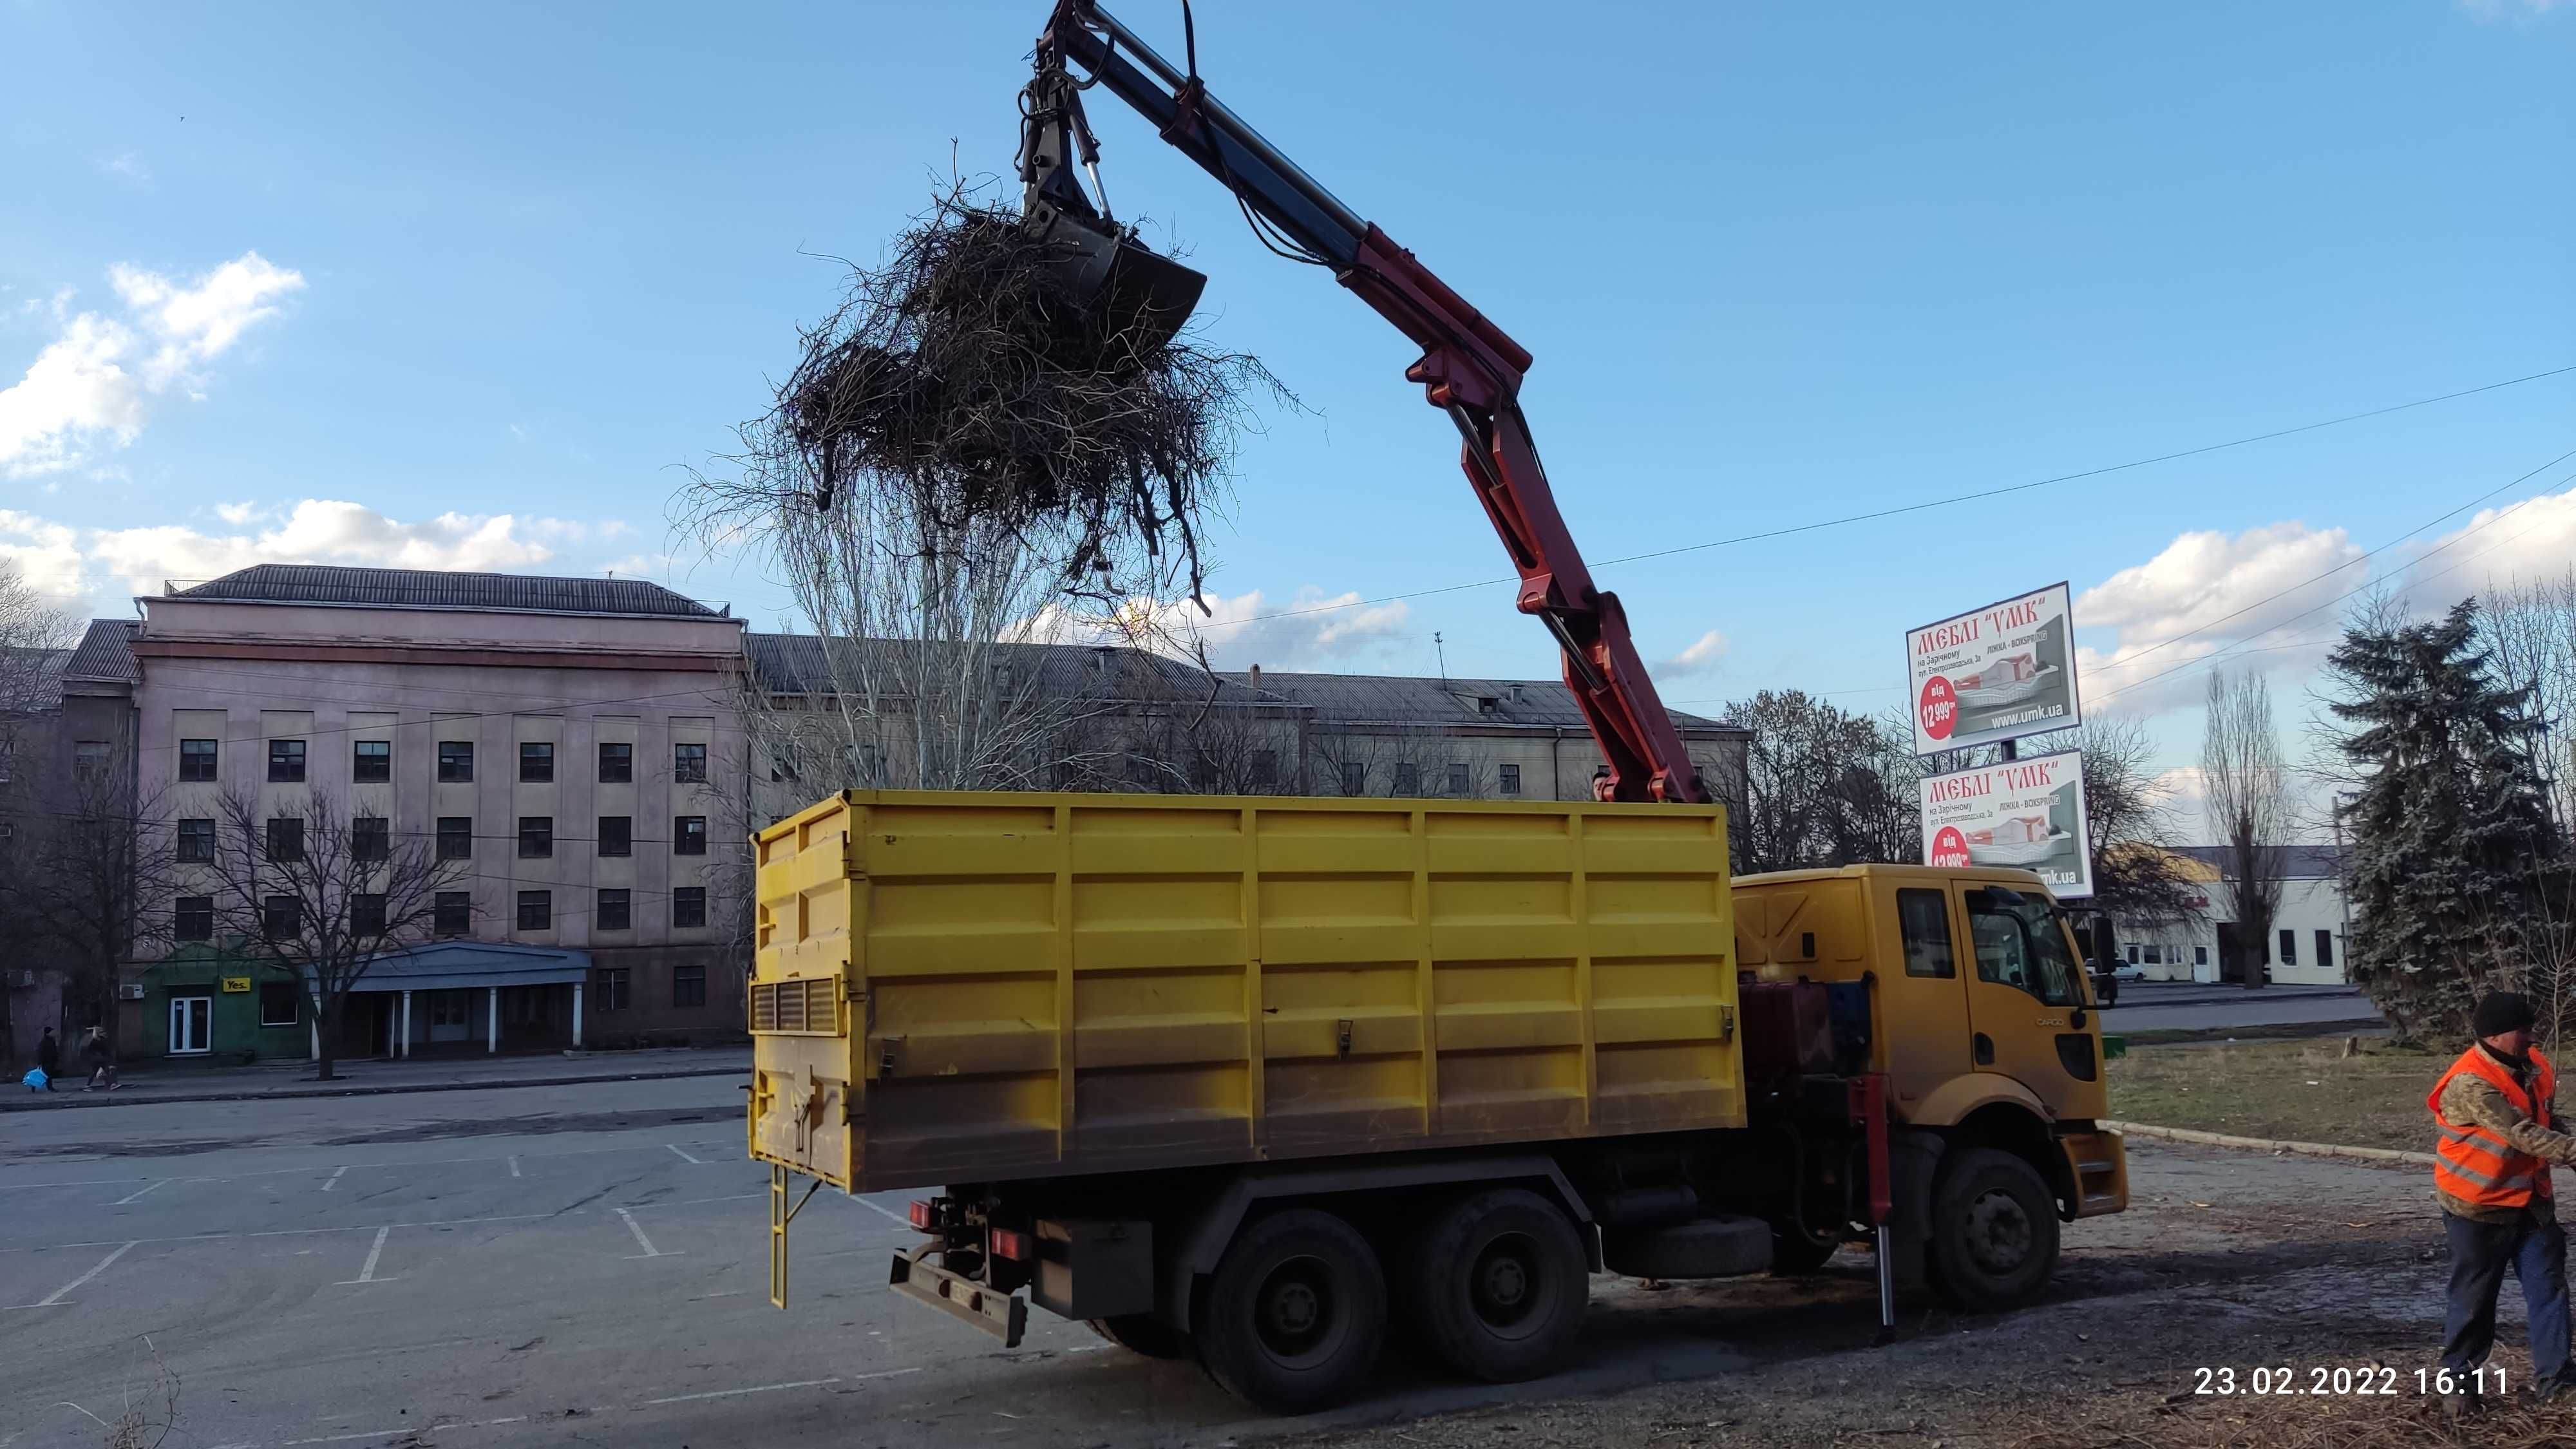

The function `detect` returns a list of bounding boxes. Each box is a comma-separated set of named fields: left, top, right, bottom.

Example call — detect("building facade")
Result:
left=117, top=565, right=751, bottom=1061
left=2108, top=844, right=2350, bottom=987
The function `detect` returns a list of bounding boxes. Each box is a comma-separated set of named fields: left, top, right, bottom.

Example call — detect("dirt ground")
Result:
left=2110, top=1039, right=2447, bottom=1152
left=1284, top=1140, right=2543, bottom=1449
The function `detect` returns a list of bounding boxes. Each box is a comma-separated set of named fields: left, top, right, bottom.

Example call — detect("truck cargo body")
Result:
left=749, top=791, right=2125, bottom=1413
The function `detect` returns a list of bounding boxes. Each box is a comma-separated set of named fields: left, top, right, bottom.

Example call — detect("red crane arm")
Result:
left=1034, top=3, right=1709, bottom=803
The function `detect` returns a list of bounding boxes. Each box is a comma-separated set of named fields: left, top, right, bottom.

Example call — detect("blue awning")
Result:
left=330, top=942, right=592, bottom=994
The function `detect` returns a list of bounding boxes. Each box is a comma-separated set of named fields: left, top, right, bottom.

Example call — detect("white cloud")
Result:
left=2074, top=521, right=2365, bottom=717
left=1014, top=585, right=1414, bottom=671
left=0, top=251, right=303, bottom=477
left=213, top=500, right=261, bottom=526
left=0, top=498, right=617, bottom=612
left=2460, top=0, right=2573, bottom=21
left=2400, top=486, right=2576, bottom=612
left=100, top=152, right=149, bottom=183
left=1657, top=629, right=1730, bottom=677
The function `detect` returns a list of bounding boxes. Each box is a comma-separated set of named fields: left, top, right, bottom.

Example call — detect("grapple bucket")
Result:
left=1023, top=200, right=1207, bottom=352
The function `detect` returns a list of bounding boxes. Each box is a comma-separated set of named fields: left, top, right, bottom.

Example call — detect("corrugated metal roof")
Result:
left=2172, top=843, right=2345, bottom=880
left=1217, top=670, right=1743, bottom=734
left=63, top=619, right=138, bottom=684
left=167, top=565, right=724, bottom=618
left=744, top=634, right=1296, bottom=708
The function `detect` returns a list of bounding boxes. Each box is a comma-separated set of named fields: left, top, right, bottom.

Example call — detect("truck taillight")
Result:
left=990, top=1227, right=1032, bottom=1262
left=908, top=1200, right=935, bottom=1231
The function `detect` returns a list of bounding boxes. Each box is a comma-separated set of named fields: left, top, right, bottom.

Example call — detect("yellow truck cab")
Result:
left=749, top=793, right=2126, bottom=1416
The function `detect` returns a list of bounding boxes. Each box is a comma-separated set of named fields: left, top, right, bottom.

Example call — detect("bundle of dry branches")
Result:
left=777, top=188, right=1280, bottom=605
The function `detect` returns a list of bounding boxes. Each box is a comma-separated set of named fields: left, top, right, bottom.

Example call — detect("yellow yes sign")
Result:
left=220, top=976, right=252, bottom=993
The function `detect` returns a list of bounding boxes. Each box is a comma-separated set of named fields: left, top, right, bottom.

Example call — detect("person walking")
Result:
left=79, top=1026, right=118, bottom=1092
left=34, top=1027, right=59, bottom=1091
left=2431, top=990, right=2576, bottom=1415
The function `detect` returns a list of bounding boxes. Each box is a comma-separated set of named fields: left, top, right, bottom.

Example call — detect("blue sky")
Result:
left=4, top=0, right=2571, bottom=800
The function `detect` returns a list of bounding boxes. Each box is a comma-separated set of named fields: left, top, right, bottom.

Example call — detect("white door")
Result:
left=169, top=996, right=212, bottom=1055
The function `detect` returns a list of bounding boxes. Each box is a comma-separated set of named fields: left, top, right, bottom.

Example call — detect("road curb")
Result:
left=1, top=1062, right=747, bottom=1112
left=2105, top=1118, right=2433, bottom=1167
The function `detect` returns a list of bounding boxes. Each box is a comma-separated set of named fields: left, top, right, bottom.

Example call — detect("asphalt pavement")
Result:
left=2098, top=981, right=2383, bottom=1035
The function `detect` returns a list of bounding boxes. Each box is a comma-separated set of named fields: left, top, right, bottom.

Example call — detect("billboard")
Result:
left=1906, top=582, right=2079, bottom=756
left=1920, top=748, right=2093, bottom=899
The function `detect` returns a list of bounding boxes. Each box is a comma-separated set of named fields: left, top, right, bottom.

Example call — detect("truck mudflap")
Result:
left=2060, top=1126, right=2128, bottom=1217
left=891, top=1245, right=1028, bottom=1347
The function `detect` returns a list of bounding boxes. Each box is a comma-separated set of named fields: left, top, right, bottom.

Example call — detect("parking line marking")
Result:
left=10, top=1240, right=137, bottom=1309
left=665, top=1143, right=703, bottom=1164
left=336, top=1226, right=393, bottom=1285
left=637, top=1368, right=918, bottom=1406
left=111, top=1179, right=170, bottom=1206
left=507, top=1155, right=521, bottom=1178
left=320, top=1166, right=348, bottom=1192
left=616, top=1208, right=677, bottom=1259
left=855, top=1194, right=911, bottom=1226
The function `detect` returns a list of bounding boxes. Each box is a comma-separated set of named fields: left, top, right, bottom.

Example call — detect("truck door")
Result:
left=1956, top=884, right=2094, bottom=1111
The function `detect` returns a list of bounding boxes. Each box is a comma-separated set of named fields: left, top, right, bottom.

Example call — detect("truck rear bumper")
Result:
left=891, top=1247, right=1027, bottom=1347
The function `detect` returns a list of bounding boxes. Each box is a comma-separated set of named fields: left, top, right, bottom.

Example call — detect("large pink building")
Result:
left=122, top=565, right=750, bottom=1060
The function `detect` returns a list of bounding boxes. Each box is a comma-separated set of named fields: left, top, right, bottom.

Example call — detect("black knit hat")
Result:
left=2475, top=990, right=2537, bottom=1039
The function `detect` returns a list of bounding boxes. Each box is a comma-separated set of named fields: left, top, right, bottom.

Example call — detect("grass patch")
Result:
left=2108, top=1037, right=2448, bottom=1151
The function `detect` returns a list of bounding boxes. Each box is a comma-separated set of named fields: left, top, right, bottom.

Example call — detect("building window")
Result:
left=268, top=739, right=307, bottom=782
left=1447, top=762, right=1470, bottom=796
left=520, top=741, right=554, bottom=782
left=674, top=815, right=706, bottom=855
left=518, top=816, right=553, bottom=858
left=674, top=742, right=708, bottom=784
left=175, top=896, right=213, bottom=942
left=2143, top=945, right=2161, bottom=965
left=430, top=992, right=469, bottom=1028
left=1249, top=750, right=1277, bottom=788
left=2316, top=929, right=2334, bottom=971
left=2195, top=945, right=2210, bottom=966
left=73, top=741, right=109, bottom=782
left=673, top=886, right=706, bottom=928
left=598, top=742, right=632, bottom=783
left=438, top=741, right=474, bottom=782
left=353, top=740, right=392, bottom=782
left=350, top=892, right=386, bottom=936
left=1394, top=762, right=1419, bottom=794
left=177, top=818, right=214, bottom=863
left=437, top=817, right=472, bottom=860
left=596, top=888, right=631, bottom=931
left=2278, top=929, right=2297, bottom=967
left=674, top=963, right=706, bottom=1009
left=179, top=737, right=218, bottom=782
left=598, top=815, right=632, bottom=857
left=353, top=817, right=390, bottom=863
left=1897, top=887, right=1955, bottom=978
left=593, top=967, right=632, bottom=1012
left=2125, top=944, right=2139, bottom=964
left=263, top=894, right=301, bottom=938
left=1340, top=761, right=1365, bottom=795
left=267, top=817, right=304, bottom=862
left=516, top=890, right=552, bottom=931
left=258, top=982, right=298, bottom=1028
left=1499, top=763, right=1522, bottom=796
left=434, top=891, right=472, bottom=936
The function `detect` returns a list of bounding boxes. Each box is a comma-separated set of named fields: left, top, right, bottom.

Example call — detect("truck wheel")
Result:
left=1197, top=1208, right=1388, bottom=1415
left=1925, top=1147, right=2060, bottom=1312
left=1768, top=1225, right=1839, bottom=1276
left=1088, top=1314, right=1188, bottom=1359
left=1406, top=1189, right=1588, bottom=1383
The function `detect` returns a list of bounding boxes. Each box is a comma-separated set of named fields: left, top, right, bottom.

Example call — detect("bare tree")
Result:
left=5, top=719, right=176, bottom=1056
left=2020, top=717, right=2204, bottom=927
left=2481, top=569, right=2576, bottom=833
left=202, top=789, right=466, bottom=1081
left=1720, top=690, right=1918, bottom=873
left=2202, top=670, right=2291, bottom=989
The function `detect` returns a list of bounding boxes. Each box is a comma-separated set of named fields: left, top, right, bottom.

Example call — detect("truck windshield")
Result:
left=1964, top=887, right=2079, bottom=1007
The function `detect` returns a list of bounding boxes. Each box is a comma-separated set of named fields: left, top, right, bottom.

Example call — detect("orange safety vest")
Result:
left=2429, top=1045, right=2557, bottom=1208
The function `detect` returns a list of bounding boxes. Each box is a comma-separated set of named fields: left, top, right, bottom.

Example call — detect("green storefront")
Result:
left=130, top=946, right=312, bottom=1063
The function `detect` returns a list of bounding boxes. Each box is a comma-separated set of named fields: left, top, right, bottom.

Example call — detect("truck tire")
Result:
left=1768, top=1224, right=1840, bottom=1276
left=1197, top=1208, right=1388, bottom=1415
left=1925, top=1147, right=2060, bottom=1312
left=1088, top=1314, right=1188, bottom=1359
left=1406, top=1189, right=1588, bottom=1383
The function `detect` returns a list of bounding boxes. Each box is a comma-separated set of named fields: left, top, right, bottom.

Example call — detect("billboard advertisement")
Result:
left=1920, top=748, right=2092, bottom=899
left=1906, top=582, right=2079, bottom=756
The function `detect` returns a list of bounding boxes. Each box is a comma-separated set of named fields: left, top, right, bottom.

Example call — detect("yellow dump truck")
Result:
left=749, top=790, right=2125, bottom=1413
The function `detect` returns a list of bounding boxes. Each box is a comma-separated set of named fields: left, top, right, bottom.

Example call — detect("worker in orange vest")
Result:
left=2430, top=990, right=2576, bottom=1414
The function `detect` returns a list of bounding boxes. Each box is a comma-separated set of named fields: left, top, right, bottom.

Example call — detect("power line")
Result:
left=1175, top=360, right=2576, bottom=639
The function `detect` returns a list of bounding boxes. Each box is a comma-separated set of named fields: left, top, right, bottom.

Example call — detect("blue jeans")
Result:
left=2443, top=1209, right=2572, bottom=1384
